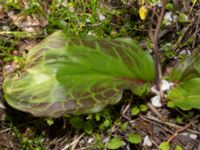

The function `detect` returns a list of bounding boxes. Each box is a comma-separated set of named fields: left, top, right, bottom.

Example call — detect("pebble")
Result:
left=98, top=13, right=106, bottom=21
left=179, top=49, right=191, bottom=56
left=161, top=79, right=171, bottom=91
left=143, top=135, right=152, bottom=147
left=151, top=95, right=162, bottom=108
left=0, top=103, right=5, bottom=109
left=164, top=12, right=173, bottom=22
left=189, top=134, right=197, bottom=140
left=103, top=137, right=109, bottom=143
left=180, top=132, right=189, bottom=136
left=88, top=137, right=94, bottom=143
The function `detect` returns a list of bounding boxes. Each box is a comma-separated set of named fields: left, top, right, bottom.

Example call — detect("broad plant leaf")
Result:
left=170, top=47, right=200, bottom=82
left=168, top=48, right=200, bottom=110
left=107, top=137, right=123, bottom=149
left=3, top=31, right=155, bottom=117
left=127, top=133, right=142, bottom=144
left=167, top=78, right=200, bottom=110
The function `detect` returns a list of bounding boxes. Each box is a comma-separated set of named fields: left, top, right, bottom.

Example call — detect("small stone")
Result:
left=143, top=135, right=152, bottom=147
left=151, top=95, right=162, bottom=108
left=180, top=132, right=189, bottom=136
left=0, top=103, right=5, bottom=109
left=103, top=137, right=109, bottom=143
left=98, top=13, right=106, bottom=21
left=161, top=79, right=171, bottom=91
left=179, top=49, right=191, bottom=56
left=88, top=137, right=94, bottom=143
left=164, top=12, right=173, bottom=22
left=189, top=134, right=197, bottom=140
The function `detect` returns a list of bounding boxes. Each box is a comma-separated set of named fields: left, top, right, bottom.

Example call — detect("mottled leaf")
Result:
left=3, top=31, right=155, bottom=117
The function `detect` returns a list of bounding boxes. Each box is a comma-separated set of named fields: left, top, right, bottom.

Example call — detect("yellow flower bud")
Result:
left=139, top=6, right=148, bottom=20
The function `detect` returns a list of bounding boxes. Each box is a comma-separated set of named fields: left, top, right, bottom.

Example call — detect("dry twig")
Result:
left=147, top=102, right=162, bottom=120
left=167, top=121, right=192, bottom=143
left=61, top=133, right=85, bottom=150
left=143, top=115, right=200, bottom=135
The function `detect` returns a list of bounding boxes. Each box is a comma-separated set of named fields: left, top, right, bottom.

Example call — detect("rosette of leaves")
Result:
left=3, top=31, right=155, bottom=118
left=168, top=48, right=200, bottom=110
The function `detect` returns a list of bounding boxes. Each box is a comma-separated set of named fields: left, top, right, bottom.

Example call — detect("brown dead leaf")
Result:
left=9, top=13, right=48, bottom=34
left=17, top=39, right=38, bottom=52
left=4, top=62, right=20, bottom=74
left=0, top=8, right=7, bottom=20
left=0, top=132, right=12, bottom=148
left=19, top=0, right=29, bottom=9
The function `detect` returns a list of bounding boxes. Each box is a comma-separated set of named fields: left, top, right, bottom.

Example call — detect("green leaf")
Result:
left=107, top=137, right=123, bottom=149
left=167, top=78, right=200, bottom=110
left=45, top=118, right=54, bottom=126
left=178, top=13, right=188, bottom=23
left=95, top=114, right=100, bottom=121
left=159, top=142, right=170, bottom=150
left=176, top=117, right=183, bottom=124
left=140, top=104, right=148, bottom=112
left=175, top=145, right=183, bottom=150
left=95, top=133, right=104, bottom=148
left=83, top=121, right=93, bottom=134
left=103, top=119, right=111, bottom=128
left=3, top=30, right=155, bottom=117
left=69, top=117, right=84, bottom=129
left=166, top=3, right=174, bottom=10
left=127, top=133, right=142, bottom=144
left=167, top=101, right=175, bottom=108
left=120, top=122, right=128, bottom=132
left=170, top=48, right=200, bottom=82
left=131, top=106, right=140, bottom=116
left=99, top=119, right=111, bottom=130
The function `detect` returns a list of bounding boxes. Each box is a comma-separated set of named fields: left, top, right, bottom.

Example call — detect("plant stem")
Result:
left=153, top=0, right=167, bottom=91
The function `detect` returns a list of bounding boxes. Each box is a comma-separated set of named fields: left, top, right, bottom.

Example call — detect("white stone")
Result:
left=88, top=137, right=94, bottom=143
left=161, top=79, right=171, bottom=91
left=0, top=103, right=5, bottom=109
left=143, top=135, right=152, bottom=147
left=98, top=13, right=106, bottom=21
left=102, top=137, right=109, bottom=143
left=189, top=134, right=197, bottom=139
left=164, top=12, right=173, bottom=22
left=151, top=95, right=162, bottom=108
left=180, top=132, right=189, bottom=136
left=179, top=49, right=191, bottom=56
